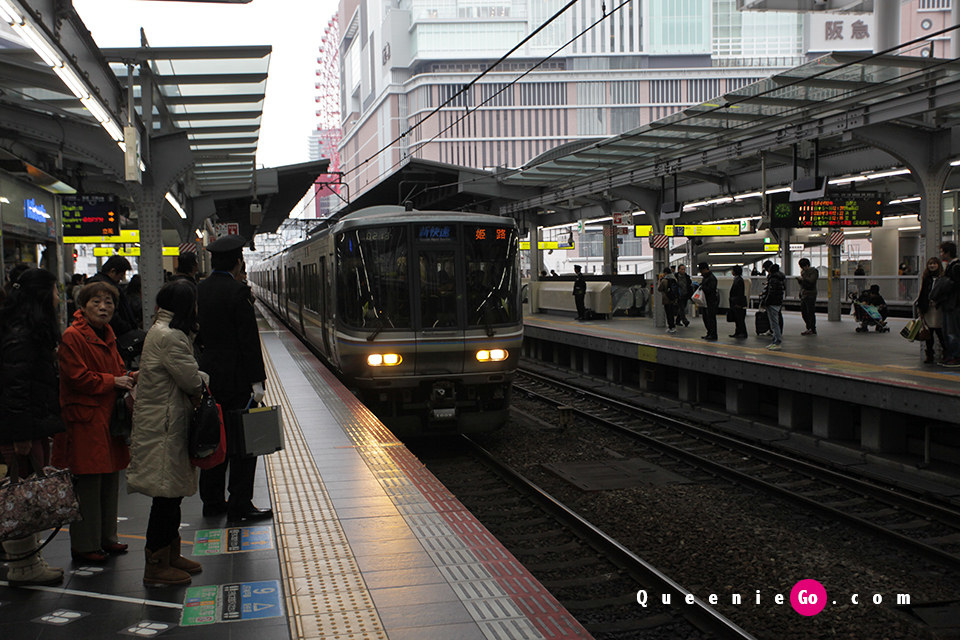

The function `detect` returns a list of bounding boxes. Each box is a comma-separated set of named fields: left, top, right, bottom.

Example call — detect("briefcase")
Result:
left=240, top=404, right=284, bottom=457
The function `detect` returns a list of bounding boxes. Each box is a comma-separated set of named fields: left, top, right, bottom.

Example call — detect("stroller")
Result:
left=848, top=290, right=889, bottom=333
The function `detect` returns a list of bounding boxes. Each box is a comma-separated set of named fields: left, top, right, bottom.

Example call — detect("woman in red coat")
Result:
left=53, top=281, right=136, bottom=562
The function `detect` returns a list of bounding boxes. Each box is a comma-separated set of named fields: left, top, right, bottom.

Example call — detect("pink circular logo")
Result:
left=790, top=579, right=827, bottom=616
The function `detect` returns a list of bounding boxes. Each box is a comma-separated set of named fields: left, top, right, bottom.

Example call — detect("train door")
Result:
left=297, top=262, right=305, bottom=335
left=319, top=256, right=331, bottom=354
left=413, top=238, right=464, bottom=376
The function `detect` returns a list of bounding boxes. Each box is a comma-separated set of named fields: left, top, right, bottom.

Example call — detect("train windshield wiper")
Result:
left=366, top=309, right=394, bottom=341
left=474, top=296, right=496, bottom=337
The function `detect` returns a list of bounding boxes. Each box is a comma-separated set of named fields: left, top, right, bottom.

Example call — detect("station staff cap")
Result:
left=206, top=234, right=248, bottom=254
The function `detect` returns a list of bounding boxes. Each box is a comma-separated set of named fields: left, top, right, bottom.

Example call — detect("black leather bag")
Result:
left=189, top=385, right=223, bottom=460
left=109, top=391, right=132, bottom=442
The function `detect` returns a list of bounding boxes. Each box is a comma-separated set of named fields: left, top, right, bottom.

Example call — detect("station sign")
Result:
left=93, top=246, right=180, bottom=257
left=769, top=192, right=883, bottom=228
left=633, top=224, right=740, bottom=238
left=612, top=212, right=634, bottom=225
left=789, top=243, right=804, bottom=252
left=519, top=241, right=575, bottom=250
left=62, top=229, right=140, bottom=244
left=214, top=222, right=240, bottom=238
left=764, top=244, right=781, bottom=252
left=62, top=194, right=121, bottom=239
left=181, top=580, right=282, bottom=626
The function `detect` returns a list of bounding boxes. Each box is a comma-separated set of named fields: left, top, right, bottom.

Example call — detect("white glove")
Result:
left=252, top=381, right=265, bottom=404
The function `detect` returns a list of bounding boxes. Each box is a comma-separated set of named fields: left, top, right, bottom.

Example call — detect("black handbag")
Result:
left=109, top=391, right=132, bottom=442
left=189, top=384, right=223, bottom=460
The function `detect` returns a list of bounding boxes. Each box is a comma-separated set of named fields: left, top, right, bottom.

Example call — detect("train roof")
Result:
left=334, top=206, right=515, bottom=230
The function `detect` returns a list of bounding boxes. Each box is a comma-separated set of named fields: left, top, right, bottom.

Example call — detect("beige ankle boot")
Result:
left=143, top=546, right=191, bottom=587
left=2, top=535, right=63, bottom=587
left=169, top=536, right=202, bottom=574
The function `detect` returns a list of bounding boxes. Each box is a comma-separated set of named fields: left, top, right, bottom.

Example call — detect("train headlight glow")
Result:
left=367, top=353, right=402, bottom=366
left=476, top=349, right=508, bottom=362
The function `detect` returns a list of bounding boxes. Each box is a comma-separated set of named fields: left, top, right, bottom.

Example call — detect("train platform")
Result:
left=0, top=310, right=590, bottom=640
left=521, top=309, right=960, bottom=474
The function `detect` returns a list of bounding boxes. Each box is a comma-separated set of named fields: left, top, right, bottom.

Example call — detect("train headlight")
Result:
left=476, top=348, right=508, bottom=362
left=367, top=353, right=402, bottom=366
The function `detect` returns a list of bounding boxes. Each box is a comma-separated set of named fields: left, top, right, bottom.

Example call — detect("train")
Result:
left=249, top=205, right=523, bottom=436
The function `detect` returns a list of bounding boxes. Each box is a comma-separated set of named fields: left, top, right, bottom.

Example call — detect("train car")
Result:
left=250, top=206, right=522, bottom=436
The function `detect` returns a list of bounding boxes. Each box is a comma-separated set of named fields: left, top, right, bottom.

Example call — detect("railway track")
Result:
left=515, top=367, right=960, bottom=572
left=416, top=437, right=756, bottom=640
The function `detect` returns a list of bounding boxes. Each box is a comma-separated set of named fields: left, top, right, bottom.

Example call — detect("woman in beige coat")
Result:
left=128, top=280, right=207, bottom=586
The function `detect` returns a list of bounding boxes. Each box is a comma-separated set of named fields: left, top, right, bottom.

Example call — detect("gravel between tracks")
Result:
left=471, top=396, right=960, bottom=640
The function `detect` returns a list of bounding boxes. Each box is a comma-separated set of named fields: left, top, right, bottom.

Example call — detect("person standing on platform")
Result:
left=727, top=265, right=748, bottom=339
left=572, top=265, right=587, bottom=321
left=917, top=257, right=947, bottom=364
left=197, top=235, right=271, bottom=523
left=674, top=264, right=692, bottom=327
left=0, top=268, right=66, bottom=586
left=937, top=242, right=960, bottom=368
left=54, top=281, right=135, bottom=562
left=797, top=258, right=819, bottom=335
left=129, top=280, right=206, bottom=586
left=697, top=262, right=719, bottom=341
left=657, top=267, right=679, bottom=334
left=170, top=252, right=200, bottom=284
left=760, top=261, right=785, bottom=351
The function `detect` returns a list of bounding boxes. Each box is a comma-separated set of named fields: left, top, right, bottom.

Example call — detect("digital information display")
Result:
left=474, top=227, right=509, bottom=241
left=62, top=194, right=120, bottom=238
left=770, top=193, right=883, bottom=228
left=633, top=224, right=740, bottom=238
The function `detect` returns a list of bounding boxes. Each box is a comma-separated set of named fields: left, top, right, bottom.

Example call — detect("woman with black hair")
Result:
left=127, top=279, right=207, bottom=586
left=0, top=268, right=65, bottom=585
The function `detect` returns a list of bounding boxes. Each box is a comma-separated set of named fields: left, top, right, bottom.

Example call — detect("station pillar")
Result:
left=828, top=242, right=842, bottom=321
left=530, top=224, right=541, bottom=313
left=953, top=2, right=960, bottom=59
left=602, top=221, right=618, bottom=275
left=874, top=0, right=900, bottom=52
left=652, top=245, right=668, bottom=328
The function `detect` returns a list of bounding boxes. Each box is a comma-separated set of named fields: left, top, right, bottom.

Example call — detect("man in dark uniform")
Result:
left=697, top=262, right=719, bottom=341
left=87, top=255, right=137, bottom=336
left=572, top=265, right=586, bottom=320
left=197, top=235, right=271, bottom=523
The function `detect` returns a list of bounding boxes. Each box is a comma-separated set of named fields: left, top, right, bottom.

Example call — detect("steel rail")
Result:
left=516, top=368, right=960, bottom=571
left=461, top=435, right=757, bottom=640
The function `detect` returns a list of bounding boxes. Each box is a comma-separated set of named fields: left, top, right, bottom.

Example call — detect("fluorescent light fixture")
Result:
left=0, top=0, right=21, bottom=22
left=0, top=196, right=9, bottom=204
left=165, top=191, right=187, bottom=219
left=11, top=22, right=62, bottom=67
left=951, top=159, right=960, bottom=167
left=765, top=187, right=791, bottom=195
left=53, top=65, right=89, bottom=99
left=899, top=226, right=921, bottom=231
left=829, top=175, right=868, bottom=185
left=710, top=251, right=772, bottom=256
left=195, top=229, right=203, bottom=240
left=81, top=96, right=111, bottom=124
left=734, top=191, right=762, bottom=200
left=888, top=197, right=921, bottom=205
left=865, top=169, right=910, bottom=179
left=844, top=229, right=871, bottom=236
left=888, top=213, right=919, bottom=220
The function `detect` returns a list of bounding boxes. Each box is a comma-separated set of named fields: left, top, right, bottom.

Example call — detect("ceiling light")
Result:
left=11, top=22, right=62, bottom=67
left=899, top=226, right=921, bottom=231
left=828, top=176, right=868, bottom=185
left=865, top=169, right=910, bottom=179
left=165, top=192, right=188, bottom=219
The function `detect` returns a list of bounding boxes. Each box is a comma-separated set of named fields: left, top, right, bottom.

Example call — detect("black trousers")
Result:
left=146, top=496, right=183, bottom=551
left=663, top=303, right=676, bottom=329
left=574, top=294, right=586, bottom=319
left=676, top=297, right=689, bottom=324
left=199, top=453, right=257, bottom=513
left=800, top=294, right=817, bottom=330
left=731, top=307, right=747, bottom=336
left=702, top=306, right=718, bottom=338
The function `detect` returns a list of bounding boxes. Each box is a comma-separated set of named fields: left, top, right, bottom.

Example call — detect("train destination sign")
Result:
left=62, top=194, right=120, bottom=239
left=770, top=193, right=883, bottom=228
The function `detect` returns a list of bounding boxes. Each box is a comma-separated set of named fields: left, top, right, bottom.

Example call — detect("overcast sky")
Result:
left=73, top=0, right=339, bottom=169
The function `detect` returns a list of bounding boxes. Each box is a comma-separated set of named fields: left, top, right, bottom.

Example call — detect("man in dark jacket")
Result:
left=760, top=261, right=785, bottom=350
left=728, top=265, right=748, bottom=338
left=572, top=265, right=587, bottom=320
left=170, top=252, right=199, bottom=283
left=674, top=264, right=692, bottom=327
left=697, top=262, right=719, bottom=341
left=797, top=258, right=819, bottom=335
left=87, top=256, right=137, bottom=337
left=197, top=235, right=271, bottom=522
left=938, top=242, right=960, bottom=367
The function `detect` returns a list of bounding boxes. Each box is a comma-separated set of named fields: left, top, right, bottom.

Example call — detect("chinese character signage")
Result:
left=808, top=13, right=874, bottom=52
left=62, top=194, right=120, bottom=238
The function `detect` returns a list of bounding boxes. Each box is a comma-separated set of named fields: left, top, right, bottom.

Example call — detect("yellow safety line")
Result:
left=526, top=316, right=960, bottom=385
left=259, top=337, right=387, bottom=640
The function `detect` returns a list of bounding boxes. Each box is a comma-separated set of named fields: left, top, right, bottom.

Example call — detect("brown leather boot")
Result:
left=169, top=536, right=202, bottom=574
left=143, top=546, right=191, bottom=587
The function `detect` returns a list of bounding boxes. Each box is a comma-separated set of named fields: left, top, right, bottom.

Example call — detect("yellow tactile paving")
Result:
left=260, top=340, right=387, bottom=640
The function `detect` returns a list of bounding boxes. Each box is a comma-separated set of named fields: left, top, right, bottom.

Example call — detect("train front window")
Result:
left=464, top=225, right=520, bottom=328
left=419, top=251, right=458, bottom=328
left=335, top=226, right=410, bottom=329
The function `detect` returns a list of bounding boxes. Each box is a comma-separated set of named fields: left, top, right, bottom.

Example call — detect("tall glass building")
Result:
left=336, top=0, right=805, bottom=197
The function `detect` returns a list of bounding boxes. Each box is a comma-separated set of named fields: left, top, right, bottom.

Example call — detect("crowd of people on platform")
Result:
left=570, top=240, right=960, bottom=364
left=0, top=235, right=271, bottom=589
